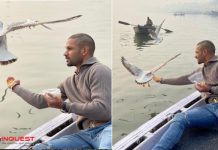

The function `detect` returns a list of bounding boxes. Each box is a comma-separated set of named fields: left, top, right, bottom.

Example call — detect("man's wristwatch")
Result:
left=208, top=87, right=213, bottom=94
left=61, top=102, right=68, bottom=113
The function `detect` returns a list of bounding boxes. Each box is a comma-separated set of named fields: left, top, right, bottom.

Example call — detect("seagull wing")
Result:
left=121, top=56, right=143, bottom=76
left=35, top=15, right=82, bottom=25
left=7, top=21, right=28, bottom=29
left=150, top=53, right=181, bottom=73
left=1, top=21, right=31, bottom=36
left=2, top=15, right=82, bottom=36
left=149, top=19, right=165, bottom=41
left=148, top=29, right=157, bottom=40
left=155, top=19, right=165, bottom=35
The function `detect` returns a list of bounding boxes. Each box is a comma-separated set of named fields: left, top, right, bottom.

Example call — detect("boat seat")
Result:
left=46, top=120, right=80, bottom=142
left=173, top=128, right=218, bottom=150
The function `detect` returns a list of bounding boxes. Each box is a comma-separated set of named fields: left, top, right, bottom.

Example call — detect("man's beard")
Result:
left=197, top=59, right=203, bottom=64
left=66, top=57, right=82, bottom=67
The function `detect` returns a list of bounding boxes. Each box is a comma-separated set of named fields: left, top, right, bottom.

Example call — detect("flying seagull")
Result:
left=121, top=53, right=181, bottom=87
left=148, top=19, right=165, bottom=43
left=16, top=112, right=21, bottom=118
left=28, top=108, right=34, bottom=114
left=0, top=15, right=82, bottom=65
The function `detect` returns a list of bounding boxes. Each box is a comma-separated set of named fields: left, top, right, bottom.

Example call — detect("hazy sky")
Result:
left=4, top=0, right=218, bottom=13
left=164, top=0, right=218, bottom=12
left=121, top=0, right=218, bottom=12
left=165, top=0, right=213, bottom=3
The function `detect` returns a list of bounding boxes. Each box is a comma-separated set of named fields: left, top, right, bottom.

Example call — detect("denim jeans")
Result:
left=34, top=121, right=112, bottom=149
left=152, top=103, right=218, bottom=150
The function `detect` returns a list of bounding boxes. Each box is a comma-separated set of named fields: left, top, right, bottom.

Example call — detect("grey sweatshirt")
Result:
left=13, top=57, right=111, bottom=121
left=161, top=56, right=218, bottom=94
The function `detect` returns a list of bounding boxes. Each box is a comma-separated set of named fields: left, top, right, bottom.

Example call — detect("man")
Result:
left=152, top=40, right=218, bottom=150
left=146, top=17, right=153, bottom=26
left=8, top=33, right=112, bottom=149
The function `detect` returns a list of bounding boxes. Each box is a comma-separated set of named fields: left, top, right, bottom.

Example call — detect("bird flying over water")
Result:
left=121, top=53, right=181, bottom=87
left=0, top=15, right=82, bottom=65
left=148, top=19, right=165, bottom=43
left=16, top=112, right=21, bottom=118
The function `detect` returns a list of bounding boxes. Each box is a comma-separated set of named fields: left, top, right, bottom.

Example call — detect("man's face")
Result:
left=195, top=45, right=206, bottom=64
left=64, top=38, right=83, bottom=67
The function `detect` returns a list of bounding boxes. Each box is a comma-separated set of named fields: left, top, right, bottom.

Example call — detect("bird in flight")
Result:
left=148, top=19, right=165, bottom=43
left=0, top=15, right=82, bottom=65
left=16, top=112, right=21, bottom=118
left=121, top=53, right=181, bottom=87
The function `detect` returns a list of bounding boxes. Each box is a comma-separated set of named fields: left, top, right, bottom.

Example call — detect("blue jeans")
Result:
left=152, top=103, right=218, bottom=150
left=34, top=121, right=112, bottom=149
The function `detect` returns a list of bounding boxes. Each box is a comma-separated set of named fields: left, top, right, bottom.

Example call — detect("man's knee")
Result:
left=33, top=142, right=51, bottom=150
left=98, top=125, right=112, bottom=149
left=171, top=112, right=188, bottom=127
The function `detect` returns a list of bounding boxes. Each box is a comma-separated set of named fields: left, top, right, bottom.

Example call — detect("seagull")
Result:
left=0, top=87, right=8, bottom=102
left=148, top=19, right=165, bottom=43
left=121, top=53, right=181, bottom=87
left=16, top=112, right=21, bottom=118
left=0, top=15, right=82, bottom=65
left=28, top=108, right=34, bottom=114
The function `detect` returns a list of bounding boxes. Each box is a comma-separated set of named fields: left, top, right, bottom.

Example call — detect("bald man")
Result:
left=152, top=40, right=218, bottom=150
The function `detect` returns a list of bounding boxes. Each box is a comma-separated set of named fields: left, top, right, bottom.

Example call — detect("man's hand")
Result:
left=7, top=77, right=20, bottom=90
left=44, top=93, right=63, bottom=109
left=195, top=82, right=210, bottom=92
left=152, top=75, right=162, bottom=83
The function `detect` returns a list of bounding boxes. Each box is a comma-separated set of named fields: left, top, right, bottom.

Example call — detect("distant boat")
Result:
left=113, top=91, right=218, bottom=150
left=174, top=12, right=185, bottom=16
left=133, top=25, right=155, bottom=35
left=207, top=11, right=218, bottom=16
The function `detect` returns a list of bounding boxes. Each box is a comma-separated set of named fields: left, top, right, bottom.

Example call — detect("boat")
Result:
left=133, top=25, right=155, bottom=35
left=113, top=91, right=218, bottom=150
left=173, top=12, right=185, bottom=16
left=6, top=113, right=78, bottom=149
left=207, top=11, right=218, bottom=16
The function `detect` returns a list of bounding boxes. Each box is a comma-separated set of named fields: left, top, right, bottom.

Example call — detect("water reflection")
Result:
left=133, top=34, right=153, bottom=50
left=0, top=87, right=8, bottom=102
left=119, top=31, right=131, bottom=47
left=119, top=27, right=173, bottom=51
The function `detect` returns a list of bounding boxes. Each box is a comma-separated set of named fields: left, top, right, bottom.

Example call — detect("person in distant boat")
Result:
left=7, top=33, right=112, bottom=149
left=146, top=17, right=153, bottom=26
left=152, top=40, right=218, bottom=150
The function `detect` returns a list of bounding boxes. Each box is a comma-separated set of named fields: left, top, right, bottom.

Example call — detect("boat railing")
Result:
left=6, top=113, right=78, bottom=149
left=113, top=91, right=205, bottom=150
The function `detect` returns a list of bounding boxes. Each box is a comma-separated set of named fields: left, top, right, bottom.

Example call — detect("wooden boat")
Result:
left=133, top=25, right=155, bottom=35
left=113, top=91, right=218, bottom=150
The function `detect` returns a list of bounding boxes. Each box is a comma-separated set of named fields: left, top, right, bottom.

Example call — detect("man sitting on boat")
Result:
left=152, top=40, right=218, bottom=150
left=8, top=33, right=112, bottom=149
left=145, top=17, right=153, bottom=26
